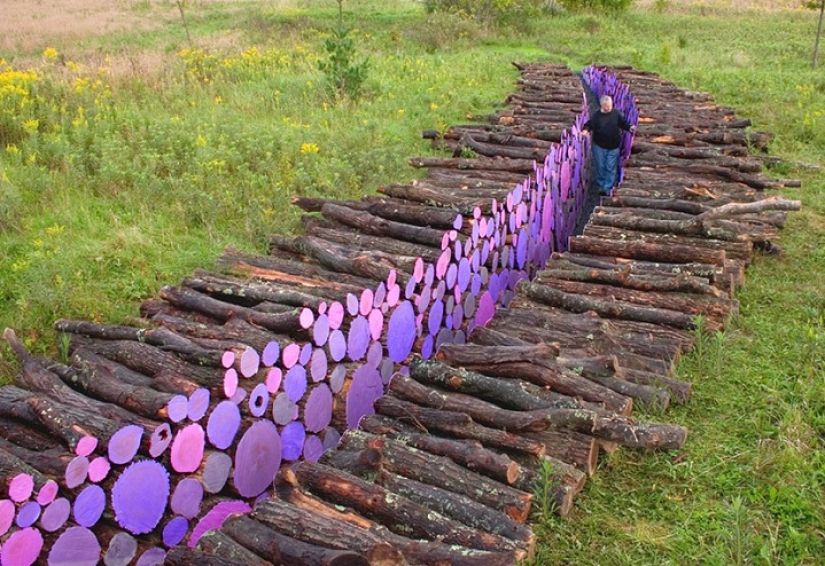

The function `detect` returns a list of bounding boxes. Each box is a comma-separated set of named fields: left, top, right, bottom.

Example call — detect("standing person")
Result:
left=582, top=95, right=636, bottom=196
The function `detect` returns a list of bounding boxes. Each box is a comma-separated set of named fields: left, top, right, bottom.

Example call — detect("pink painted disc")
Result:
left=65, top=456, right=89, bottom=489
left=310, top=348, right=328, bottom=383
left=8, top=474, right=34, bottom=503
left=88, top=457, right=111, bottom=483
left=239, top=347, right=260, bottom=378
left=2, top=527, right=43, bottom=566
left=318, top=301, right=327, bottom=315
left=386, top=283, right=400, bottom=307
left=265, top=367, right=283, bottom=393
left=220, top=350, right=235, bottom=369
left=387, top=269, right=397, bottom=289
left=359, top=289, right=374, bottom=317
left=368, top=309, right=384, bottom=341
left=327, top=302, right=345, bottom=330
left=170, top=424, right=205, bottom=473
left=223, top=368, right=238, bottom=399
left=75, top=436, right=98, bottom=457
left=36, top=480, right=58, bottom=506
left=282, top=343, right=301, bottom=369
left=373, top=282, right=386, bottom=308
left=0, top=499, right=13, bottom=536
left=413, top=258, right=424, bottom=283
left=436, top=249, right=451, bottom=280
left=299, top=307, right=315, bottom=329
left=440, top=230, right=450, bottom=251
left=188, top=501, right=252, bottom=549
left=346, top=293, right=359, bottom=316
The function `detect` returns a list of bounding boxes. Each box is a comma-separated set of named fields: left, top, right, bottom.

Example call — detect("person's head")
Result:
left=599, top=95, right=613, bottom=113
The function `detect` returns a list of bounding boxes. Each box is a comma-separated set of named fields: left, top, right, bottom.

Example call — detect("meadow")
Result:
left=1, top=0, right=824, bottom=563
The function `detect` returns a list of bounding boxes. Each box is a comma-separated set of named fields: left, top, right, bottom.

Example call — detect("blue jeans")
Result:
left=592, top=144, right=620, bottom=196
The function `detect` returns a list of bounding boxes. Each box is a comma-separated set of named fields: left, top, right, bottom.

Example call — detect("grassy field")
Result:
left=2, top=0, right=825, bottom=563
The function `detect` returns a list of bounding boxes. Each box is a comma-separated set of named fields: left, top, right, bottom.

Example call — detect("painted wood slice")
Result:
left=318, top=301, right=328, bottom=315
left=323, top=427, right=341, bottom=451
left=368, top=309, right=384, bottom=341
left=40, top=498, right=70, bottom=533
left=346, top=364, right=383, bottom=429
left=310, top=348, right=328, bottom=383
left=0, top=499, right=13, bottom=536
left=330, top=364, right=347, bottom=394
left=223, top=368, right=238, bottom=400
left=346, top=315, right=371, bottom=362
left=149, top=423, right=173, bottom=458
left=231, top=387, right=247, bottom=405
left=454, top=329, right=467, bottom=344
left=387, top=300, right=416, bottom=364
left=440, top=230, right=450, bottom=251
left=313, top=313, right=330, bottom=347
left=220, top=350, right=235, bottom=369
left=112, top=460, right=170, bottom=535
left=404, top=275, right=416, bottom=300
left=303, top=434, right=325, bottom=462
left=170, top=424, right=205, bottom=474
left=452, top=304, right=464, bottom=330
left=373, top=282, right=387, bottom=309
left=299, top=307, right=315, bottom=330
left=239, top=347, right=260, bottom=378
left=284, top=364, right=308, bottom=402
left=48, top=526, right=98, bottom=566
left=162, top=516, right=189, bottom=548
left=445, top=262, right=458, bottom=290
left=202, top=452, right=232, bottom=494
left=454, top=237, right=463, bottom=262
left=188, top=501, right=252, bottom=548
left=247, top=383, right=270, bottom=418
left=327, top=301, right=345, bottom=330
left=416, top=284, right=431, bottom=315
left=281, top=421, right=306, bottom=461
left=272, top=392, right=297, bottom=425
left=328, top=329, right=347, bottom=362
left=474, top=291, right=496, bottom=327
left=15, top=501, right=40, bottom=528
left=265, top=367, right=283, bottom=394
left=386, top=283, right=400, bottom=307
left=134, top=547, right=166, bottom=566
left=420, top=334, right=434, bottom=360
left=435, top=249, right=450, bottom=280
left=73, top=484, right=105, bottom=528
left=88, top=456, right=111, bottom=483
left=108, top=424, right=144, bottom=465
left=304, top=384, right=333, bottom=434
left=359, top=289, right=373, bottom=317
left=471, top=273, right=483, bottom=296
left=65, top=456, right=89, bottom=489
left=187, top=388, right=211, bottom=422
left=170, top=478, right=203, bottom=520
left=207, top=400, right=241, bottom=450
left=427, top=299, right=444, bottom=336
left=3, top=527, right=43, bottom=566
left=167, top=394, right=189, bottom=423
left=282, top=343, right=301, bottom=369
left=104, top=532, right=138, bottom=566
left=9, top=473, right=33, bottom=503
left=261, top=341, right=280, bottom=367
left=300, top=343, right=313, bottom=365
left=424, top=262, right=435, bottom=286
left=233, top=421, right=281, bottom=498
left=36, top=480, right=58, bottom=506
left=435, top=327, right=454, bottom=350
left=366, top=340, right=383, bottom=369
left=346, top=293, right=359, bottom=317
left=75, top=435, right=97, bottom=458
left=380, top=358, right=394, bottom=385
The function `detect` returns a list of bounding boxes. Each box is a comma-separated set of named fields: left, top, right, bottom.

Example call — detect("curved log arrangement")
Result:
left=0, top=63, right=801, bottom=565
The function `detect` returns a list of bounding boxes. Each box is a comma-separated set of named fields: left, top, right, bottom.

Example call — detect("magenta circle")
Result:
left=8, top=474, right=33, bottom=503
left=220, top=350, right=235, bottom=369
left=170, top=424, right=205, bottom=473
left=313, top=313, right=330, bottom=347
left=327, top=302, right=345, bottom=330
left=36, top=480, right=58, bottom=506
left=223, top=369, right=238, bottom=399
left=299, top=307, right=314, bottom=329
left=75, top=436, right=98, bottom=457
left=282, top=343, right=301, bottom=369
left=265, top=367, right=283, bottom=393
left=3, top=527, right=43, bottom=566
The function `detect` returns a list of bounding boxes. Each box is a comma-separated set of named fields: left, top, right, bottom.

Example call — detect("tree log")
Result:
left=196, top=530, right=275, bottom=566
left=568, top=234, right=727, bottom=266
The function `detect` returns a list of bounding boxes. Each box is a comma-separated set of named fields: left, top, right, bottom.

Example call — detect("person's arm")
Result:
left=618, top=112, right=636, bottom=133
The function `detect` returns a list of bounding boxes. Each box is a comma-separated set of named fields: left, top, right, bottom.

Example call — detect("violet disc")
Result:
left=387, top=300, right=416, bottom=364
left=232, top=383, right=247, bottom=402
left=282, top=343, right=301, bottom=369
left=281, top=421, right=306, bottom=461
left=167, top=394, right=189, bottom=423
left=171, top=478, right=203, bottom=520
left=457, top=258, right=471, bottom=293
left=463, top=237, right=473, bottom=259
left=162, top=516, right=189, bottom=548
left=3, top=527, right=43, bottom=566
left=37, top=480, right=58, bottom=506
left=428, top=299, right=444, bottom=336
left=223, top=368, right=238, bottom=399
left=374, top=282, right=387, bottom=308
left=446, top=262, right=458, bottom=290
left=463, top=293, right=477, bottom=318
left=300, top=343, right=313, bottom=365
left=359, top=289, right=374, bottom=317
left=104, top=533, right=138, bottom=566
left=328, top=329, right=347, bottom=362
left=221, top=350, right=235, bottom=369
left=73, top=484, right=105, bottom=528
left=452, top=304, right=464, bottom=330
left=471, top=219, right=480, bottom=244
left=323, top=428, right=341, bottom=451
left=417, top=285, right=432, bottom=315
left=65, top=456, right=89, bottom=489
left=303, top=435, right=324, bottom=462
left=108, top=425, right=143, bottom=466
left=436, top=249, right=450, bottom=280
left=88, top=456, right=111, bottom=483
left=346, top=364, right=383, bottom=429
left=366, top=340, right=383, bottom=369
left=424, top=263, right=435, bottom=286
left=112, top=460, right=169, bottom=535
left=299, top=307, right=315, bottom=330
left=48, top=526, right=99, bottom=566
left=9, top=473, right=33, bottom=503
left=310, top=348, right=328, bottom=383
left=445, top=314, right=453, bottom=332
left=313, top=313, right=330, bottom=347
left=420, top=334, right=434, bottom=360
left=170, top=424, right=205, bottom=473
left=471, top=273, right=483, bottom=296
left=135, top=548, right=166, bottom=566
left=475, top=291, right=496, bottom=327
left=284, top=364, right=308, bottom=402
left=436, top=327, right=454, bottom=350
left=0, top=499, right=13, bottom=536
left=328, top=302, right=345, bottom=330
left=261, top=341, right=280, bottom=367
left=188, top=501, right=252, bottom=548
left=347, top=315, right=371, bottom=361
left=265, top=367, right=283, bottom=393
left=488, top=272, right=500, bottom=302
left=239, top=347, right=260, bottom=378
left=404, top=275, right=417, bottom=300
left=16, top=501, right=40, bottom=528
left=149, top=423, right=173, bottom=458
left=304, top=384, right=333, bottom=433
left=368, top=309, right=384, bottom=341
left=40, top=498, right=70, bottom=533
left=233, top=421, right=282, bottom=498
left=346, top=293, right=359, bottom=316
left=248, top=383, right=270, bottom=418
left=272, top=392, right=297, bottom=425
left=75, top=436, right=97, bottom=457
left=453, top=238, right=463, bottom=262
left=187, top=388, right=211, bottom=422
left=330, top=364, right=347, bottom=394
left=481, top=239, right=490, bottom=266
left=202, top=452, right=232, bottom=494
left=473, top=205, right=482, bottom=220
left=434, top=279, right=446, bottom=302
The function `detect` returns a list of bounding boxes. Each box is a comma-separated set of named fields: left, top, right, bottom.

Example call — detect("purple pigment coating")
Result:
left=37, top=480, right=59, bottom=506
left=149, top=423, right=173, bottom=458
left=310, top=348, right=328, bottom=383
left=207, top=400, right=241, bottom=450
left=104, top=532, right=138, bottom=566
left=261, top=341, right=280, bottom=367
left=40, top=498, right=71, bottom=533
left=239, top=347, right=261, bottom=378
left=65, top=455, right=89, bottom=489
left=135, top=547, right=166, bottom=566
left=313, top=313, right=330, bottom=347
left=223, top=368, right=238, bottom=399
left=108, top=425, right=143, bottom=465
left=0, top=499, right=14, bottom=536
left=368, top=309, right=384, bottom=341
left=187, top=388, right=211, bottom=422
left=3, top=527, right=43, bottom=566
left=248, top=383, right=270, bottom=418
left=299, top=307, right=315, bottom=329
left=374, top=282, right=386, bottom=308
left=420, top=334, right=434, bottom=360
left=328, top=301, right=345, bottom=330
left=300, top=342, right=313, bottom=365
left=475, top=291, right=496, bottom=327
left=436, top=249, right=450, bottom=280
left=304, top=384, right=333, bottom=433
left=88, top=456, right=111, bottom=483
left=346, top=364, right=383, bottom=429
left=75, top=435, right=98, bottom=457
left=347, top=316, right=371, bottom=361
left=386, top=300, right=416, bottom=363
left=282, top=343, right=301, bottom=369
left=188, top=501, right=252, bottom=548
left=359, top=289, right=374, bottom=317
left=73, top=484, right=105, bottom=528
left=167, top=394, right=189, bottom=423
left=346, top=293, right=359, bottom=316
left=265, top=367, right=283, bottom=393
left=221, top=350, right=235, bottom=369
left=162, top=516, right=190, bottom=548
left=171, top=478, right=203, bottom=520
left=170, top=424, right=205, bottom=473
left=48, top=526, right=99, bottom=566
left=328, top=329, right=347, bottom=362
left=112, top=460, right=170, bottom=535
left=366, top=340, right=383, bottom=369
left=435, top=327, right=454, bottom=350
left=284, top=364, right=308, bottom=402
left=8, top=474, right=33, bottom=503
left=404, top=275, right=417, bottom=300
left=440, top=230, right=450, bottom=251
left=202, top=452, right=232, bottom=494
left=428, top=300, right=444, bottom=336
left=417, top=285, right=431, bottom=315
left=272, top=392, right=297, bottom=425
left=281, top=421, right=307, bottom=461
left=323, top=427, right=341, bottom=451
left=303, top=434, right=325, bottom=462
left=15, top=501, right=40, bottom=528
left=381, top=358, right=395, bottom=385
left=386, top=283, right=400, bottom=307
left=463, top=292, right=477, bottom=318
left=234, top=421, right=282, bottom=497
left=330, top=364, right=347, bottom=394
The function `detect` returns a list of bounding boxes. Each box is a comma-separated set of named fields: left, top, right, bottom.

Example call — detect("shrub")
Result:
left=422, top=0, right=560, bottom=26
left=556, top=0, right=633, bottom=12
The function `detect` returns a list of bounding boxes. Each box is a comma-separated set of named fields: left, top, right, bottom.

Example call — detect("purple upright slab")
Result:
left=188, top=501, right=252, bottom=548
left=446, top=263, right=458, bottom=290
left=471, top=273, right=483, bottom=296
left=463, top=291, right=476, bottom=319
left=171, top=478, right=203, bottom=520
left=347, top=315, right=371, bottom=361
left=265, top=367, right=283, bottom=393
left=65, top=455, right=89, bottom=489
left=474, top=291, right=496, bottom=327
left=112, top=460, right=170, bottom=535
left=170, top=424, right=205, bottom=473
left=108, top=424, right=143, bottom=465
left=239, top=347, right=260, bottom=378
left=149, top=423, right=173, bottom=458
left=271, top=392, right=297, bottom=425
left=202, top=452, right=232, bottom=494
left=134, top=548, right=166, bottom=566
left=282, top=343, right=301, bottom=369
left=452, top=304, right=464, bottom=330
left=428, top=300, right=444, bottom=336
left=284, top=364, right=308, bottom=402
left=313, top=313, right=330, bottom=347
left=386, top=300, right=416, bottom=364
left=420, top=334, right=434, bottom=360
left=303, top=434, right=324, bottom=462
left=436, top=327, right=453, bottom=350
left=323, top=427, right=341, bottom=451
left=167, top=394, right=189, bottom=423
left=73, top=484, right=105, bottom=528
left=75, top=436, right=97, bottom=457
left=310, top=348, right=328, bottom=383
left=281, top=421, right=306, bottom=461
left=328, top=301, right=345, bottom=330
left=2, top=527, right=43, bottom=566
left=457, top=258, right=471, bottom=293
left=328, top=329, right=347, bottom=362
left=454, top=238, right=462, bottom=262
left=261, top=341, right=280, bottom=367
left=9, top=473, right=33, bottom=503
left=15, top=501, right=40, bottom=528
left=366, top=340, right=383, bottom=369
left=37, top=480, right=58, bottom=506
left=104, top=532, right=138, bottom=566
left=207, top=400, right=241, bottom=451
left=424, top=263, right=435, bottom=286
left=162, top=516, right=189, bottom=548
left=346, top=364, right=383, bottom=429
left=40, top=497, right=70, bottom=533
left=404, top=275, right=417, bottom=300
left=233, top=421, right=282, bottom=498
left=88, top=456, right=111, bottom=483
left=299, top=307, right=315, bottom=329
left=440, top=230, right=450, bottom=251
left=187, top=388, right=211, bottom=422
left=304, top=384, right=333, bottom=433
left=330, top=364, right=347, bottom=394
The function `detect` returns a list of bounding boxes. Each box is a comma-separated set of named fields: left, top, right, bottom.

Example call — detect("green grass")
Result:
left=2, top=1, right=825, bottom=563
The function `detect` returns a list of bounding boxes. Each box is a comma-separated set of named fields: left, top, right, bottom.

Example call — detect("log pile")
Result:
left=0, top=62, right=800, bottom=565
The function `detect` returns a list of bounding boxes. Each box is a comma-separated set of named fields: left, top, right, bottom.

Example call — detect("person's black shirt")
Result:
left=583, top=109, right=632, bottom=150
